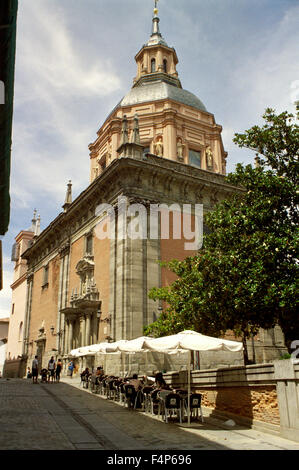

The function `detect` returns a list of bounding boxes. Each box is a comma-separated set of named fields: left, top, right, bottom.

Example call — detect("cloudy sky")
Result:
left=0, top=0, right=298, bottom=318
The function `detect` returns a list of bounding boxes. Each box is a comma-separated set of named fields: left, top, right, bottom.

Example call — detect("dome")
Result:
left=119, top=80, right=207, bottom=112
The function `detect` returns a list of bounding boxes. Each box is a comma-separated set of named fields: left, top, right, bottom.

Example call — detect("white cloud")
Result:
left=11, top=0, right=123, bottom=209
left=229, top=4, right=299, bottom=117
left=2, top=0, right=298, bottom=292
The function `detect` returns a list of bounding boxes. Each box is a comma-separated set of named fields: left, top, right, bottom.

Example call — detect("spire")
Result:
left=147, top=0, right=168, bottom=47
left=34, top=215, right=41, bottom=237
left=30, top=209, right=37, bottom=232
left=133, top=0, right=180, bottom=89
left=63, top=180, right=72, bottom=212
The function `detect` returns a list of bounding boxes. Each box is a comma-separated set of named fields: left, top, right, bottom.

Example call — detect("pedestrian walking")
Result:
left=67, top=360, right=74, bottom=378
left=48, top=356, right=56, bottom=383
left=55, top=358, right=62, bottom=382
left=32, top=356, right=39, bottom=383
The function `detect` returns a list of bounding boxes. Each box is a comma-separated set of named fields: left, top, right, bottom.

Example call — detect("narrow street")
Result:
left=0, top=378, right=298, bottom=451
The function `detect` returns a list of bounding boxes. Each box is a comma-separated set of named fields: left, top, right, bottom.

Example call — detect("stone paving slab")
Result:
left=60, top=377, right=299, bottom=450
left=1, top=378, right=299, bottom=451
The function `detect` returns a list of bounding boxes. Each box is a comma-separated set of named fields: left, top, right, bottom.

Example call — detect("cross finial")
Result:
left=154, top=0, right=159, bottom=14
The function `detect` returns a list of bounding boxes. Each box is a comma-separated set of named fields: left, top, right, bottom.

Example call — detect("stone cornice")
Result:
left=10, top=272, right=27, bottom=290
left=22, top=155, right=243, bottom=267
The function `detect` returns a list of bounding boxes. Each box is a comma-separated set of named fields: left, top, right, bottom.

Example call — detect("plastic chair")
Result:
left=142, top=386, right=154, bottom=413
left=189, top=393, right=204, bottom=423
left=150, top=389, right=163, bottom=418
left=118, top=382, right=127, bottom=405
left=107, top=378, right=117, bottom=400
left=163, top=393, right=182, bottom=424
left=124, top=384, right=137, bottom=409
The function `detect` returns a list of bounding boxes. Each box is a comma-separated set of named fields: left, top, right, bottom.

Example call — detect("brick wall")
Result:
left=68, top=237, right=84, bottom=298
left=29, top=254, right=61, bottom=357
left=94, top=234, right=110, bottom=341
left=195, top=386, right=280, bottom=426
left=164, top=363, right=282, bottom=428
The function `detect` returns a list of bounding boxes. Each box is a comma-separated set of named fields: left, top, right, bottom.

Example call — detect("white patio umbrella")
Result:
left=117, top=336, right=150, bottom=352
left=142, top=330, right=243, bottom=425
left=143, top=330, right=243, bottom=353
left=69, top=331, right=243, bottom=425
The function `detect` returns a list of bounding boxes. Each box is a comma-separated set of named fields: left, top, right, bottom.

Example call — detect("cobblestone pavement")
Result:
left=0, top=378, right=298, bottom=451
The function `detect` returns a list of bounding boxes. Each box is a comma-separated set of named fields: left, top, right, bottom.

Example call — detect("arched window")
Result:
left=151, top=58, right=156, bottom=73
left=19, top=322, right=23, bottom=342
left=163, top=59, right=167, bottom=73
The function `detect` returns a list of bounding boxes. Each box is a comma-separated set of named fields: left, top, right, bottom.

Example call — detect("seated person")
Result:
left=90, top=367, right=104, bottom=388
left=129, top=374, right=142, bottom=391
left=80, top=367, right=91, bottom=385
left=81, top=367, right=90, bottom=377
left=154, top=372, right=171, bottom=390
left=95, top=366, right=104, bottom=378
left=128, top=374, right=144, bottom=408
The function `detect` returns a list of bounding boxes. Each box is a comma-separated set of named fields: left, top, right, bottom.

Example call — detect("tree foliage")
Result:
left=145, top=108, right=299, bottom=359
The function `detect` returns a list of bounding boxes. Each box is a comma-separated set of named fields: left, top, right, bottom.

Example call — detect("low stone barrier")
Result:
left=164, top=360, right=299, bottom=442
left=3, top=358, right=27, bottom=378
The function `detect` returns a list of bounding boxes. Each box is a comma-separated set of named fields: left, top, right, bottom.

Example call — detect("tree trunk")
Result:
left=242, top=333, right=249, bottom=365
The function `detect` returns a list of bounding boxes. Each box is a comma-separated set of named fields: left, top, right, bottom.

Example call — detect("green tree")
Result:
left=145, top=108, right=299, bottom=362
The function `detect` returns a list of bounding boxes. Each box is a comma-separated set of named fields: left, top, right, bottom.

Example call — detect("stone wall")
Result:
left=3, top=357, right=27, bottom=378
left=163, top=360, right=299, bottom=442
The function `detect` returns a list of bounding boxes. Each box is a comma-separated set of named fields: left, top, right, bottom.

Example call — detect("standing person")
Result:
left=48, top=356, right=56, bottom=383
left=55, top=358, right=62, bottom=382
left=67, top=360, right=74, bottom=378
left=32, top=356, right=39, bottom=384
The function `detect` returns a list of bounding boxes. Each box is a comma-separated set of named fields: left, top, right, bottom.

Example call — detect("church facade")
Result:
left=15, top=6, right=286, bottom=373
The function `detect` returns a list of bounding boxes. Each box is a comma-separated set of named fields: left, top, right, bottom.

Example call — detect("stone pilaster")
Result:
left=85, top=313, right=91, bottom=346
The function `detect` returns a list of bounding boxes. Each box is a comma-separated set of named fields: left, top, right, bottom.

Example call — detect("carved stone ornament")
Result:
left=36, top=320, right=46, bottom=341
left=206, top=146, right=213, bottom=169
left=154, top=137, right=163, bottom=157
left=177, top=138, right=185, bottom=161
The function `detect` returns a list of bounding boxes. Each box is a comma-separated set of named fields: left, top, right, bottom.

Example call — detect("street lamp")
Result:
left=50, top=326, right=62, bottom=337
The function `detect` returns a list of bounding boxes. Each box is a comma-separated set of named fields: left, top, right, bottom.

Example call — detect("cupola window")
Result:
left=151, top=58, right=156, bottom=73
left=163, top=59, right=167, bottom=73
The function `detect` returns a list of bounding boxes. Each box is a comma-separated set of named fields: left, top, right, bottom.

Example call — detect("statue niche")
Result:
left=75, top=257, right=99, bottom=302
left=206, top=146, right=213, bottom=170
left=154, top=136, right=163, bottom=157
left=177, top=138, right=185, bottom=161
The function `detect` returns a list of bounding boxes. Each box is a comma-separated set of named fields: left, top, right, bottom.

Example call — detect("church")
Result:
left=6, top=4, right=286, bottom=375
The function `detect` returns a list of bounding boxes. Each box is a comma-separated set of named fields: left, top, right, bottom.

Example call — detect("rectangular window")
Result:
left=189, top=149, right=201, bottom=169
left=85, top=233, right=93, bottom=255
left=42, top=265, right=49, bottom=287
